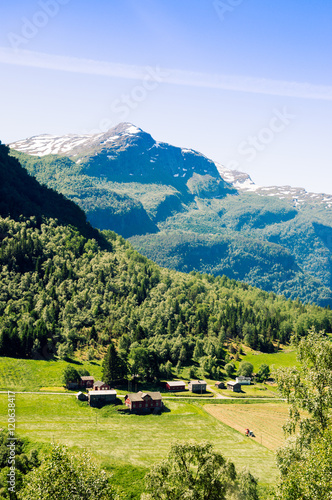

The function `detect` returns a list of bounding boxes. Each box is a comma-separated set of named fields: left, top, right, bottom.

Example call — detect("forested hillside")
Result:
left=0, top=143, right=99, bottom=242
left=1, top=214, right=331, bottom=369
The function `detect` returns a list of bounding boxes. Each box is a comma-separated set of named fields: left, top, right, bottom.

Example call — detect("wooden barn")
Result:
left=93, top=381, right=110, bottom=391
left=165, top=381, right=186, bottom=391
left=80, top=376, right=94, bottom=389
left=76, top=391, right=88, bottom=401
left=88, top=389, right=117, bottom=407
left=67, top=381, right=79, bottom=390
left=227, top=381, right=241, bottom=392
left=215, top=381, right=226, bottom=389
left=124, top=391, right=163, bottom=413
left=188, top=380, right=207, bottom=393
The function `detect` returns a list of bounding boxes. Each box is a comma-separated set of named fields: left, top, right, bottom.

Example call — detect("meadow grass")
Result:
left=0, top=393, right=278, bottom=488
left=215, top=383, right=280, bottom=399
left=236, top=348, right=298, bottom=372
left=0, top=357, right=103, bottom=391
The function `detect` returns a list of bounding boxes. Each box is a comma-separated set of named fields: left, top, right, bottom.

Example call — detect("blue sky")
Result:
left=1, top=0, right=332, bottom=193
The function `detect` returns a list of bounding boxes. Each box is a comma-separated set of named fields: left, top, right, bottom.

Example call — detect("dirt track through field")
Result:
left=204, top=403, right=288, bottom=451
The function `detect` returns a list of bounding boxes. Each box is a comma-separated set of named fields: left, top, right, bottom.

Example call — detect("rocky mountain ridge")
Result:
left=10, top=122, right=332, bottom=208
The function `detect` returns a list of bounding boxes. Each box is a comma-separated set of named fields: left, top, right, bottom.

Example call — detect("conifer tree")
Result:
left=102, top=341, right=127, bottom=385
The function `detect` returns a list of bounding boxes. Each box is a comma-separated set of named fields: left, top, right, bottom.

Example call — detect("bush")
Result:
left=18, top=445, right=117, bottom=499
left=237, top=362, right=254, bottom=378
left=225, top=363, right=235, bottom=378
left=256, top=364, right=270, bottom=382
left=62, top=366, right=80, bottom=387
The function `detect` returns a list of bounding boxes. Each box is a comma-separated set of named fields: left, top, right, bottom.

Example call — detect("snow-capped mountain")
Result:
left=10, top=122, right=332, bottom=208
left=8, top=122, right=332, bottom=307
left=9, top=123, right=144, bottom=157
left=216, top=163, right=332, bottom=208
left=9, top=123, right=229, bottom=192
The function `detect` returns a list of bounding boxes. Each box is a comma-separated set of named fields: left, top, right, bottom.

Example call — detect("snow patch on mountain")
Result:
left=10, top=132, right=104, bottom=157
left=9, top=122, right=332, bottom=208
left=216, top=163, right=332, bottom=208
left=9, top=122, right=143, bottom=157
left=126, top=125, right=141, bottom=135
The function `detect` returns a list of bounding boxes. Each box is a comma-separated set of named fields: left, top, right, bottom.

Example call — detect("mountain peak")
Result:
left=8, top=122, right=148, bottom=158
left=9, top=123, right=332, bottom=207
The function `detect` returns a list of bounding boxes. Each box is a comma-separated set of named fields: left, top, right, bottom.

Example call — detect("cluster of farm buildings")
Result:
left=71, top=375, right=251, bottom=410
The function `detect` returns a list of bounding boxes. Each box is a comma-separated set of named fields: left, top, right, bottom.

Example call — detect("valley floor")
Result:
left=0, top=393, right=279, bottom=490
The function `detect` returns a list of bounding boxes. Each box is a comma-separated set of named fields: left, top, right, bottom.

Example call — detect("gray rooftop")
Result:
left=89, top=390, right=117, bottom=396
left=126, top=391, right=162, bottom=402
left=94, top=380, right=107, bottom=386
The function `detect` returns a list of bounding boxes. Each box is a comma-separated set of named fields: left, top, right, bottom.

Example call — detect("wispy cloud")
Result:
left=1, top=46, right=332, bottom=101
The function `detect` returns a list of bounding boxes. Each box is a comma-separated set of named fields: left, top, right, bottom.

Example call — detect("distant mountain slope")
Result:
left=9, top=124, right=332, bottom=306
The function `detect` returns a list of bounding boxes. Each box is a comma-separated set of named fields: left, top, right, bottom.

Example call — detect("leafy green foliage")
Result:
left=62, top=366, right=80, bottom=387
left=237, top=362, right=254, bottom=378
left=225, top=363, right=235, bottom=378
left=0, top=430, right=40, bottom=499
left=142, top=442, right=259, bottom=500
left=17, top=444, right=117, bottom=499
left=274, top=329, right=332, bottom=498
left=276, top=428, right=332, bottom=500
left=275, top=329, right=332, bottom=438
left=255, top=364, right=270, bottom=383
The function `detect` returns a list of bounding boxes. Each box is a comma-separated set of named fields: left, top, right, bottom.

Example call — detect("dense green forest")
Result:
left=11, top=128, right=332, bottom=307
left=1, top=213, right=332, bottom=370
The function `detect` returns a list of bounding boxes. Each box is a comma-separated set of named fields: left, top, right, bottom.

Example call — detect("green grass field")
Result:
left=0, top=394, right=278, bottom=492
left=236, top=348, right=298, bottom=372
left=0, top=357, right=103, bottom=391
left=216, top=383, right=280, bottom=399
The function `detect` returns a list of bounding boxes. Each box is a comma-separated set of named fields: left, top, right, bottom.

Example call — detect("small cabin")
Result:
left=93, top=381, right=110, bottom=391
left=80, top=376, right=94, bottom=388
left=76, top=391, right=88, bottom=401
left=236, top=376, right=251, bottom=385
left=227, top=381, right=241, bottom=392
left=215, top=381, right=226, bottom=389
left=165, top=381, right=186, bottom=392
left=188, top=380, right=207, bottom=393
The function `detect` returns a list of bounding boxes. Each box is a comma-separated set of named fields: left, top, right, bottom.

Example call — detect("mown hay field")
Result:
left=204, top=402, right=289, bottom=450
left=0, top=394, right=278, bottom=486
